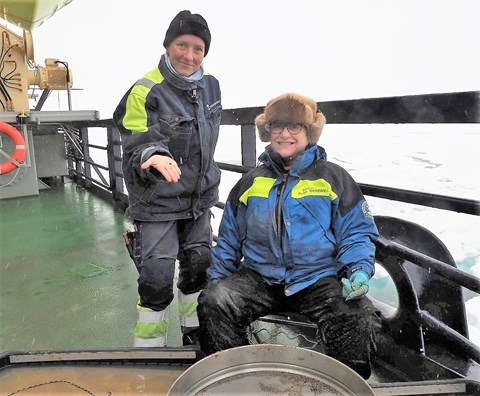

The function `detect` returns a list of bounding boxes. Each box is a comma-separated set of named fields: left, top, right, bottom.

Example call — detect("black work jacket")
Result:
left=113, top=55, right=222, bottom=221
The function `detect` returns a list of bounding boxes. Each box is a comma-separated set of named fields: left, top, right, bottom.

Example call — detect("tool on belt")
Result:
left=123, top=224, right=141, bottom=270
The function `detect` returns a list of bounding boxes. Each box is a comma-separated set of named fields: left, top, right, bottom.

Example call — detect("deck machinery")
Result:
left=0, top=0, right=98, bottom=199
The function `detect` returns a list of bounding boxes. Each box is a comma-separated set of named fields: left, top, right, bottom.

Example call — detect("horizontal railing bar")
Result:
left=220, top=91, right=480, bottom=125
left=66, top=156, right=109, bottom=172
left=416, top=309, right=480, bottom=362
left=88, top=144, right=107, bottom=150
left=376, top=236, right=480, bottom=293
left=216, top=163, right=480, bottom=216
left=68, top=169, right=110, bottom=191
left=216, top=162, right=252, bottom=174
left=360, top=183, right=480, bottom=216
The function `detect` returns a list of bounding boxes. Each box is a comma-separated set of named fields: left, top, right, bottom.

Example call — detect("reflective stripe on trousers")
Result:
left=178, top=290, right=201, bottom=328
left=134, top=304, right=169, bottom=347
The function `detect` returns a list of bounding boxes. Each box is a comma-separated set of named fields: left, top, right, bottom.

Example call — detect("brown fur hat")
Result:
left=255, top=93, right=326, bottom=145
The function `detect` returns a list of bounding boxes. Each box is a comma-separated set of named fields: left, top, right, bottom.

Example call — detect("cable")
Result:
left=6, top=379, right=99, bottom=396
left=0, top=167, right=21, bottom=188
left=0, top=30, right=16, bottom=108
left=54, top=60, right=72, bottom=110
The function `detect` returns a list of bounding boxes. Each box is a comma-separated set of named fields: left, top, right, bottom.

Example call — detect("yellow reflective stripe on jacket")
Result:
left=122, top=68, right=165, bottom=135
left=143, top=67, right=164, bottom=84
left=292, top=179, right=338, bottom=200
left=239, top=177, right=276, bottom=205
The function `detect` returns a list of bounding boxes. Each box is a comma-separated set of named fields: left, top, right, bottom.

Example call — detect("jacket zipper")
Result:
left=275, top=175, right=287, bottom=247
left=191, top=86, right=203, bottom=218
left=206, top=100, right=221, bottom=111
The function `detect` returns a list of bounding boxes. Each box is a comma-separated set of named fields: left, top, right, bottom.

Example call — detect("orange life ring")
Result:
left=0, top=121, right=26, bottom=175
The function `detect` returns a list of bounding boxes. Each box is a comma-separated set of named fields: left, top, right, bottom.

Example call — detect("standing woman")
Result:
left=114, top=10, right=222, bottom=348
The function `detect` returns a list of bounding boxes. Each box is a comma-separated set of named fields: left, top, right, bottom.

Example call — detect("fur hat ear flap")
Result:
left=255, top=113, right=270, bottom=142
left=307, top=112, right=327, bottom=145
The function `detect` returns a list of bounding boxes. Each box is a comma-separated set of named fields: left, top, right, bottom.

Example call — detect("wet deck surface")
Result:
left=0, top=181, right=404, bottom=386
left=1, top=182, right=463, bottom=390
left=0, top=181, right=182, bottom=353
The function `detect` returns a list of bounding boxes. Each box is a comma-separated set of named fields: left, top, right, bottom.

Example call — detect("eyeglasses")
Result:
left=265, top=122, right=308, bottom=135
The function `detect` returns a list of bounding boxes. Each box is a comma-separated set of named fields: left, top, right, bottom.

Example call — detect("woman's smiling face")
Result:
left=270, top=124, right=309, bottom=163
left=167, top=34, right=205, bottom=76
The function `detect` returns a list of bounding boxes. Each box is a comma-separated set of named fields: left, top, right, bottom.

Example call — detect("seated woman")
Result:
left=197, top=93, right=380, bottom=379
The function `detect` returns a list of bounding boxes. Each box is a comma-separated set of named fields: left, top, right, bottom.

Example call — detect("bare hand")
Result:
left=141, top=154, right=181, bottom=182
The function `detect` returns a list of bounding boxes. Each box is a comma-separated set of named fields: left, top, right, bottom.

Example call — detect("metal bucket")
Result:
left=168, top=344, right=375, bottom=395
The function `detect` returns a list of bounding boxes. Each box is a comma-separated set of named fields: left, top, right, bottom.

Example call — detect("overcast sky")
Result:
left=9, top=0, right=480, bottom=118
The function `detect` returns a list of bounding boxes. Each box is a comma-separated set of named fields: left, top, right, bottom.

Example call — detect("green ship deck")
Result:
left=0, top=180, right=183, bottom=353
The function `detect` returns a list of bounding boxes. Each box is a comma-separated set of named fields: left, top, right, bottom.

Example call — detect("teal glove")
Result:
left=341, top=270, right=370, bottom=300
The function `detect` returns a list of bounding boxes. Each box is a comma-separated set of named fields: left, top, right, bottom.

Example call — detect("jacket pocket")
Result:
left=206, top=100, right=222, bottom=130
left=159, top=116, right=196, bottom=164
left=297, top=198, right=337, bottom=246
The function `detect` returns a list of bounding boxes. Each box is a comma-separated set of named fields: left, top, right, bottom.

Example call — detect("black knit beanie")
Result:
left=163, top=10, right=211, bottom=55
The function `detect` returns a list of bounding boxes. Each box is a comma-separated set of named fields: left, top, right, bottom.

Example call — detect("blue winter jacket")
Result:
left=209, top=145, right=379, bottom=296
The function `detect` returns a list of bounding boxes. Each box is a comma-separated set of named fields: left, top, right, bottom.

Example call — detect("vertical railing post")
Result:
left=80, top=126, right=92, bottom=189
left=241, top=124, right=256, bottom=167
left=66, top=134, right=75, bottom=180
left=107, top=124, right=124, bottom=201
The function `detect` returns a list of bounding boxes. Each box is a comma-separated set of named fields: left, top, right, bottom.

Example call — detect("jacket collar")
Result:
left=158, top=54, right=206, bottom=91
left=259, top=145, right=327, bottom=176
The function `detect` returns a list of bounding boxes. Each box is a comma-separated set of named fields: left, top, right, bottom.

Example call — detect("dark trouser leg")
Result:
left=176, top=210, right=213, bottom=294
left=197, top=269, right=285, bottom=355
left=136, top=221, right=178, bottom=310
left=176, top=211, right=213, bottom=344
left=137, top=257, right=176, bottom=310
left=133, top=221, right=178, bottom=347
left=292, top=276, right=379, bottom=380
